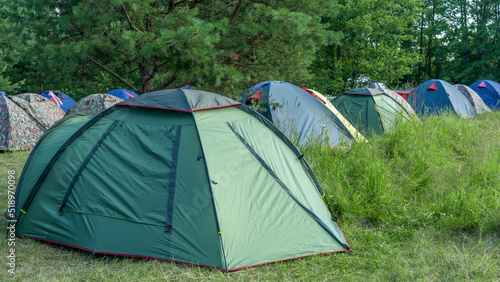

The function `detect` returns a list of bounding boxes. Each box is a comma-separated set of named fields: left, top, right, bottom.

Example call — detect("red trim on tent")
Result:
left=477, top=81, right=487, bottom=88
left=227, top=250, right=349, bottom=272
left=116, top=103, right=241, bottom=112
left=395, top=90, right=411, bottom=100
left=299, top=87, right=327, bottom=104
left=245, top=88, right=263, bottom=104
left=125, top=91, right=135, bottom=99
left=427, top=83, right=438, bottom=91
left=16, top=235, right=223, bottom=271
left=17, top=231, right=351, bottom=272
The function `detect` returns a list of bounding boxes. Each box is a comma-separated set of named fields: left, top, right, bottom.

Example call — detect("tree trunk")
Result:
left=140, top=60, right=155, bottom=94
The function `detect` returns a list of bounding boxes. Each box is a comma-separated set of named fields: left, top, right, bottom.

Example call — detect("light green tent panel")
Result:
left=373, top=94, right=411, bottom=132
left=195, top=107, right=348, bottom=270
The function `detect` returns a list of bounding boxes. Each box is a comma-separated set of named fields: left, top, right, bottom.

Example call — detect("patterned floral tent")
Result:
left=66, top=93, right=124, bottom=115
left=18, top=93, right=65, bottom=127
left=454, top=84, right=491, bottom=115
left=0, top=95, right=47, bottom=151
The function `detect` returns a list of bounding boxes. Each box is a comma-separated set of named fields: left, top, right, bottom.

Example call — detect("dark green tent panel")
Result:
left=13, top=89, right=349, bottom=271
left=333, top=87, right=412, bottom=138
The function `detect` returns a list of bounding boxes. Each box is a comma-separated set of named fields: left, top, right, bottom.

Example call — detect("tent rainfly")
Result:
left=12, top=89, right=350, bottom=271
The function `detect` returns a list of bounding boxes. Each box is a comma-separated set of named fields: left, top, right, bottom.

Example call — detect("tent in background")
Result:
left=454, top=84, right=491, bottom=115
left=17, top=93, right=65, bottom=127
left=107, top=89, right=138, bottom=100
left=365, top=81, right=417, bottom=116
left=333, top=87, right=413, bottom=138
left=66, top=93, right=124, bottom=115
left=469, top=80, right=500, bottom=110
left=407, top=79, right=476, bottom=118
left=240, top=81, right=365, bottom=147
left=12, top=89, right=350, bottom=271
left=0, top=95, right=47, bottom=151
left=300, top=86, right=366, bottom=141
left=41, top=90, right=77, bottom=112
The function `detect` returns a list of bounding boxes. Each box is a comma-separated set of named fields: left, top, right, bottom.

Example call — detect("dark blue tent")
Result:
left=240, top=81, right=364, bottom=147
left=106, top=89, right=137, bottom=100
left=40, top=91, right=76, bottom=113
left=469, top=80, right=500, bottom=110
left=407, top=79, right=476, bottom=118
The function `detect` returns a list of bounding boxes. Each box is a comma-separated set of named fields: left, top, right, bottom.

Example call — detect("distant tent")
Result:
left=469, top=80, right=500, bottom=110
left=17, top=93, right=65, bottom=127
left=0, top=95, right=48, bottom=151
left=300, top=87, right=366, bottom=140
left=395, top=90, right=412, bottom=100
left=407, top=79, right=476, bottom=118
left=106, top=89, right=138, bottom=100
left=40, top=90, right=77, bottom=112
left=332, top=87, right=413, bottom=138
left=454, top=84, right=491, bottom=115
left=12, top=89, right=350, bottom=271
left=67, top=94, right=124, bottom=115
left=240, top=81, right=365, bottom=147
left=365, top=81, right=417, bottom=116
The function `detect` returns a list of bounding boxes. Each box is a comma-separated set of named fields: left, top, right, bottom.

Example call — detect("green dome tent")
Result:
left=332, top=87, right=413, bottom=138
left=12, top=89, right=350, bottom=271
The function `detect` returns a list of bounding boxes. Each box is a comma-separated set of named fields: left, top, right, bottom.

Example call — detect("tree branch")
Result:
left=164, top=78, right=197, bottom=89
left=230, top=0, right=244, bottom=23
left=190, top=0, right=203, bottom=9
left=155, top=75, right=177, bottom=91
left=122, top=4, right=141, bottom=32
left=86, top=54, right=139, bottom=93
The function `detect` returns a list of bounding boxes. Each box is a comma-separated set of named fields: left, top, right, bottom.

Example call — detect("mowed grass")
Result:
left=1, top=112, right=499, bottom=280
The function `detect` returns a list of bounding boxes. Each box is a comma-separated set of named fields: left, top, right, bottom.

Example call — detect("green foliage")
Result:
left=7, top=0, right=334, bottom=98
left=308, top=0, right=421, bottom=95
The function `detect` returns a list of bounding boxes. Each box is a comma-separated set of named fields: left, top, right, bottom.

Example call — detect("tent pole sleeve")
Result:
left=58, top=120, right=119, bottom=214
left=165, top=126, right=182, bottom=232
left=17, top=107, right=119, bottom=222
left=15, top=113, right=93, bottom=219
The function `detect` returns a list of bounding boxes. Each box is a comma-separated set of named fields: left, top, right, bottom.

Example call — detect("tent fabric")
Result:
left=17, top=93, right=65, bottom=127
left=366, top=81, right=417, bottom=115
left=66, top=94, right=124, bottom=116
left=0, top=95, right=46, bottom=151
left=12, top=89, right=349, bottom=271
left=120, top=88, right=241, bottom=112
left=106, top=89, right=138, bottom=100
left=240, top=81, right=365, bottom=147
left=453, top=84, right=491, bottom=115
left=41, top=90, right=77, bottom=112
left=408, top=79, right=477, bottom=118
left=333, top=87, right=412, bottom=138
left=469, top=80, right=500, bottom=110
left=300, top=87, right=367, bottom=142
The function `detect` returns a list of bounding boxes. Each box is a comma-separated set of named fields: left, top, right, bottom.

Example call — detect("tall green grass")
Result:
left=303, top=111, right=500, bottom=233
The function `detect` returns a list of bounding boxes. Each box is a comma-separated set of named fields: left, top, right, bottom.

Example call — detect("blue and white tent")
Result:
left=407, top=79, right=476, bottom=118
left=240, top=81, right=364, bottom=147
left=469, top=80, right=500, bottom=110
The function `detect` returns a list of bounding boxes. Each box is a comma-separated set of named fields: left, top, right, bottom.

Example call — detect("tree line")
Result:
left=0, top=0, right=499, bottom=100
